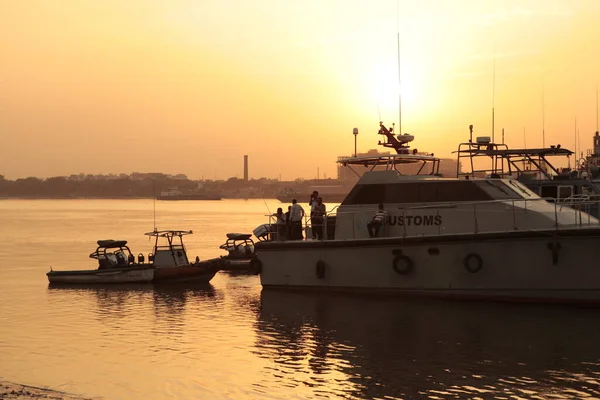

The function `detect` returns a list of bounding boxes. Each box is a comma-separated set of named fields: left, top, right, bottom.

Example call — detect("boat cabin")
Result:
left=145, top=230, right=192, bottom=267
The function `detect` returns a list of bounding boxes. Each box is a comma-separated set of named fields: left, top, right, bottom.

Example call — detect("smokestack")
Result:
left=243, top=155, right=248, bottom=181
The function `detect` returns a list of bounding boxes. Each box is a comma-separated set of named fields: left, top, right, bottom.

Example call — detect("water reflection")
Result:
left=255, top=290, right=600, bottom=399
left=152, top=282, right=218, bottom=314
left=47, top=283, right=219, bottom=333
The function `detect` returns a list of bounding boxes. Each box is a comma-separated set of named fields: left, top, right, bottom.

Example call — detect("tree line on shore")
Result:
left=0, top=173, right=329, bottom=199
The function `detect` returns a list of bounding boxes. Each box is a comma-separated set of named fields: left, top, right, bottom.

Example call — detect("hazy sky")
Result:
left=1, top=0, right=600, bottom=180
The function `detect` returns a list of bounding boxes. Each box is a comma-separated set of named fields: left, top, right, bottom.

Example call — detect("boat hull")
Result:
left=220, top=257, right=254, bottom=271
left=256, top=228, right=600, bottom=303
left=153, top=259, right=221, bottom=283
left=47, top=266, right=155, bottom=284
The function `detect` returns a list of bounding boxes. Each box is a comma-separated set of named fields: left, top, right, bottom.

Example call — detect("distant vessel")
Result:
left=157, top=187, right=222, bottom=201
left=455, top=126, right=600, bottom=217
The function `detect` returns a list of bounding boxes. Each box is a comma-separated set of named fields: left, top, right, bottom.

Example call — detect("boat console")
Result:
left=220, top=233, right=255, bottom=258
left=90, top=240, right=136, bottom=269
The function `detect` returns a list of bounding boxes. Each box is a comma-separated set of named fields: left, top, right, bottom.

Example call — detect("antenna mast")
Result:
left=523, top=126, right=527, bottom=171
left=578, top=128, right=581, bottom=160
left=396, top=1, right=402, bottom=134
left=492, top=50, right=496, bottom=143
left=575, top=117, right=578, bottom=168
left=542, top=82, right=546, bottom=148
left=152, top=177, right=157, bottom=231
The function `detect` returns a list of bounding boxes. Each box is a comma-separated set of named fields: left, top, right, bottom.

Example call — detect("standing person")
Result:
left=289, top=199, right=305, bottom=240
left=312, top=197, right=326, bottom=240
left=309, top=190, right=319, bottom=239
left=309, top=191, right=319, bottom=207
left=367, top=203, right=387, bottom=238
left=285, top=205, right=292, bottom=240
left=272, top=207, right=287, bottom=241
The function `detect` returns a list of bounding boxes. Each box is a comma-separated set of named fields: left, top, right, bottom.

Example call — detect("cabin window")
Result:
left=435, top=181, right=492, bottom=202
left=582, top=185, right=594, bottom=195
left=540, top=185, right=558, bottom=199
left=342, top=184, right=386, bottom=205
left=384, top=182, right=492, bottom=203
left=558, top=185, right=573, bottom=199
left=474, top=180, right=522, bottom=200
left=385, top=183, right=420, bottom=203
left=343, top=181, right=495, bottom=205
left=417, top=183, right=438, bottom=202
left=505, top=180, right=537, bottom=197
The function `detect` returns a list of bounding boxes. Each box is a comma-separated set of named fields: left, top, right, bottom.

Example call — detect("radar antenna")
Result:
left=377, top=121, right=416, bottom=155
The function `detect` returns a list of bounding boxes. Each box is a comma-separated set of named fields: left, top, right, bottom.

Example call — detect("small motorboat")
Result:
left=46, top=230, right=222, bottom=285
left=47, top=239, right=155, bottom=284
left=149, top=229, right=222, bottom=283
left=218, top=233, right=259, bottom=274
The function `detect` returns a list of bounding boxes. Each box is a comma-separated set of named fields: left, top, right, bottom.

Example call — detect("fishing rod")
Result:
left=262, top=196, right=272, bottom=215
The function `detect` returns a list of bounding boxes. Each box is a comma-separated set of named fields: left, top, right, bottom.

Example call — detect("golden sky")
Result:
left=1, top=0, right=599, bottom=180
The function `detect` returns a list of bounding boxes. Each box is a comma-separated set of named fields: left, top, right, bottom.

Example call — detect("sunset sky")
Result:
left=1, top=0, right=600, bottom=180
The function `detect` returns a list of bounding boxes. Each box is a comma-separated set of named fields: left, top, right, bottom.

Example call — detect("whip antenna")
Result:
left=396, top=0, right=402, bottom=134
left=152, top=176, right=157, bottom=232
left=492, top=45, right=496, bottom=143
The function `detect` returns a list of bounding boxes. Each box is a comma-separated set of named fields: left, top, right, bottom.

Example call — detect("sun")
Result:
left=364, top=60, right=426, bottom=129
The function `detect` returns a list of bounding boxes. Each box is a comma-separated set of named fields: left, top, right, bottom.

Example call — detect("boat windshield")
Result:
left=341, top=179, right=529, bottom=205
left=473, top=180, right=522, bottom=200
left=503, top=179, right=538, bottom=198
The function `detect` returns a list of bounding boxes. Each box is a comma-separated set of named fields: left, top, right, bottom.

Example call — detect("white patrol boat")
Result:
left=251, top=122, right=600, bottom=303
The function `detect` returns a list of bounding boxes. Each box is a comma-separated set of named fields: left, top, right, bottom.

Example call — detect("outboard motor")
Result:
left=148, top=253, right=154, bottom=262
left=138, top=253, right=145, bottom=264
left=128, top=253, right=135, bottom=264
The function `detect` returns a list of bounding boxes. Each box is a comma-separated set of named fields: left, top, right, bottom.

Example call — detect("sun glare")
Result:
left=364, top=57, right=432, bottom=128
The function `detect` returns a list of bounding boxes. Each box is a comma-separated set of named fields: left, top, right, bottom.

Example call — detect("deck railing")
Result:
left=258, top=197, right=600, bottom=242
left=395, top=197, right=599, bottom=238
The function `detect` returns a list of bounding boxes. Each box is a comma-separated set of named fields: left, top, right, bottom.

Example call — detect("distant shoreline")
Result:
left=0, top=380, right=93, bottom=399
left=0, top=196, right=275, bottom=200
left=0, top=196, right=151, bottom=200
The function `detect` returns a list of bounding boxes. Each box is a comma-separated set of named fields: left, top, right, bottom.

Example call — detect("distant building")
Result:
left=130, top=172, right=187, bottom=180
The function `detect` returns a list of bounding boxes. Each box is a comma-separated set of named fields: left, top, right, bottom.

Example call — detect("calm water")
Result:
left=1, top=199, right=600, bottom=400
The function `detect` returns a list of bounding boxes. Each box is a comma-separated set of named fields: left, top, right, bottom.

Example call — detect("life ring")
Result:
left=316, top=260, right=326, bottom=279
left=463, top=253, right=483, bottom=273
left=249, top=257, right=262, bottom=275
left=392, top=250, right=413, bottom=275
